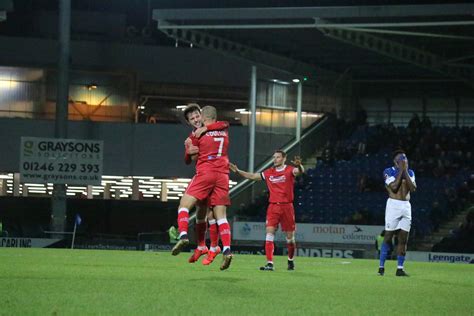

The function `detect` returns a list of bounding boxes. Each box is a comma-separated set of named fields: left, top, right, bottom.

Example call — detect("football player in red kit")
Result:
left=174, top=105, right=233, bottom=270
left=181, top=104, right=223, bottom=265
left=230, top=150, right=304, bottom=271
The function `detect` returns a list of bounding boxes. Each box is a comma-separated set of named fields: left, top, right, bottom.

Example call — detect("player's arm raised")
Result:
left=229, top=163, right=262, bottom=181
left=291, top=156, right=305, bottom=176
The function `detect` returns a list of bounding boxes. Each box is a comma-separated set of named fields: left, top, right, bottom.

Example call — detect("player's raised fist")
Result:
left=291, top=156, right=302, bottom=166
left=229, top=163, right=238, bottom=173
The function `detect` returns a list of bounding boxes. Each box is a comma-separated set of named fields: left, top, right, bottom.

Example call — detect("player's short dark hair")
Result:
left=274, top=150, right=287, bottom=158
left=183, top=103, right=201, bottom=121
left=392, top=148, right=406, bottom=160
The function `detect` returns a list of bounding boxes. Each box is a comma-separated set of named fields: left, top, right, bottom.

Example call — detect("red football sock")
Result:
left=195, top=221, right=207, bottom=247
left=287, top=242, right=296, bottom=260
left=217, top=219, right=231, bottom=249
left=208, top=219, right=219, bottom=248
left=177, top=208, right=189, bottom=236
left=265, top=233, right=275, bottom=262
left=265, top=241, right=274, bottom=263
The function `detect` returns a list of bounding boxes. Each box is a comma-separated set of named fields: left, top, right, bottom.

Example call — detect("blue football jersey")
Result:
left=383, top=166, right=415, bottom=186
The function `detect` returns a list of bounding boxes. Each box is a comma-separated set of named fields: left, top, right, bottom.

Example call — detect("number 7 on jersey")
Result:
left=214, top=137, right=224, bottom=157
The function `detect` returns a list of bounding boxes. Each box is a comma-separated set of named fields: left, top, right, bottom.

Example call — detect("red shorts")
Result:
left=266, top=203, right=295, bottom=232
left=185, top=172, right=231, bottom=206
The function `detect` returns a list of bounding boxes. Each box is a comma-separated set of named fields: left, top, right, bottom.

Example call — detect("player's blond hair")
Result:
left=201, top=106, right=217, bottom=121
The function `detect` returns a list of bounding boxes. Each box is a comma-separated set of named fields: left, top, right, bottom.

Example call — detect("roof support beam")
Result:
left=317, top=26, right=473, bottom=86
left=153, top=4, right=474, bottom=21
left=155, top=20, right=474, bottom=30
left=446, top=54, right=474, bottom=64
left=157, top=21, right=337, bottom=79
left=338, top=27, right=474, bottom=41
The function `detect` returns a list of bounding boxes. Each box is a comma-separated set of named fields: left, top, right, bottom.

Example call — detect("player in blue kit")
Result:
left=378, top=149, right=416, bottom=277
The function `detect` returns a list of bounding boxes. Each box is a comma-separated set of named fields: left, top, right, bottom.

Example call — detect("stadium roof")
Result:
left=1, top=1, right=473, bottom=87
left=152, top=2, right=474, bottom=86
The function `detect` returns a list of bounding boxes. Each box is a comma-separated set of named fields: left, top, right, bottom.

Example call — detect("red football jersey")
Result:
left=261, top=165, right=296, bottom=203
left=184, top=131, right=195, bottom=165
left=184, top=121, right=229, bottom=165
left=191, top=121, right=229, bottom=174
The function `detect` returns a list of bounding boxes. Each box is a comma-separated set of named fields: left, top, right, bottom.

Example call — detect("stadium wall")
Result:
left=0, top=118, right=248, bottom=177
left=0, top=196, right=177, bottom=240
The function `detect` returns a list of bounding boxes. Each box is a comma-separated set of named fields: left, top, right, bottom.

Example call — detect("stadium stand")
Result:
left=238, top=119, right=474, bottom=244
left=432, top=206, right=474, bottom=253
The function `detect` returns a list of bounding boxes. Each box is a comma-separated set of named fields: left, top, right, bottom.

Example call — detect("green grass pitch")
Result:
left=0, top=248, right=473, bottom=315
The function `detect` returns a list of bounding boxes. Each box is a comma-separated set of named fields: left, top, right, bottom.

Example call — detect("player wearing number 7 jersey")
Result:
left=183, top=103, right=223, bottom=265
left=172, top=105, right=233, bottom=270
